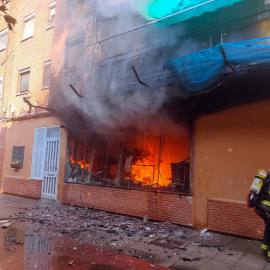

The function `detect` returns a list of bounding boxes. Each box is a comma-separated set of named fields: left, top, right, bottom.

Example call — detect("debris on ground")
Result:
left=68, top=259, right=74, bottom=266
left=10, top=202, right=229, bottom=267
left=1, top=220, right=12, bottom=229
left=200, top=228, right=208, bottom=234
left=182, top=257, right=201, bottom=262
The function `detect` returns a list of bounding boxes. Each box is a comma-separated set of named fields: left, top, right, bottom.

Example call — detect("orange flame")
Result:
left=70, top=156, right=90, bottom=170
left=131, top=147, right=171, bottom=187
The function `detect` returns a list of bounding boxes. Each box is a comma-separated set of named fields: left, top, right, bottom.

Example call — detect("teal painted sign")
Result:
left=136, top=0, right=245, bottom=24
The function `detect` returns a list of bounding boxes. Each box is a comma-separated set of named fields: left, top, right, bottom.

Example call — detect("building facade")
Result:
left=2, top=0, right=270, bottom=240
left=0, top=0, right=67, bottom=201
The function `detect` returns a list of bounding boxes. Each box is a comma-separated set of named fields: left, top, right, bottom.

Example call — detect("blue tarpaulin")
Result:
left=163, top=36, right=270, bottom=91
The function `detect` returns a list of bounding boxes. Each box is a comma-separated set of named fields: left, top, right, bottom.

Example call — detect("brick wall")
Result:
left=0, top=0, right=54, bottom=117
left=63, top=183, right=193, bottom=226
left=3, top=177, right=42, bottom=198
left=208, top=198, right=265, bottom=239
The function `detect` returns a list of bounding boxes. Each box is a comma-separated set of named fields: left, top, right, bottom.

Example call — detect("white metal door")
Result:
left=41, top=137, right=60, bottom=199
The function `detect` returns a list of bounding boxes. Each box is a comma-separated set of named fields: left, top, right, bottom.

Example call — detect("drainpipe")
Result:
left=4, top=0, right=15, bottom=119
left=0, top=38, right=14, bottom=118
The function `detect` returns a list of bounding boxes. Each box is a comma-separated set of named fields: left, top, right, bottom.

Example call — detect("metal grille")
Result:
left=42, top=176, right=57, bottom=196
left=44, top=139, right=59, bottom=173
left=42, top=139, right=59, bottom=199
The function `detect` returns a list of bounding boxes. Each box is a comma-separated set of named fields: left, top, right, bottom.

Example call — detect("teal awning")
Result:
left=136, top=0, right=246, bottom=25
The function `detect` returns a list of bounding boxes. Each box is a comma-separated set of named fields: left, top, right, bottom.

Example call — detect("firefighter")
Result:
left=248, top=169, right=270, bottom=261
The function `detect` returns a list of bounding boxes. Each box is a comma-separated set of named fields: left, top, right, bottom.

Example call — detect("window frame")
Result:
left=49, top=1, right=56, bottom=23
left=22, top=13, right=35, bottom=41
left=11, top=146, right=25, bottom=169
left=19, top=68, right=30, bottom=93
left=0, top=76, right=3, bottom=99
left=42, top=60, right=51, bottom=89
left=0, top=28, right=8, bottom=51
left=65, top=35, right=85, bottom=71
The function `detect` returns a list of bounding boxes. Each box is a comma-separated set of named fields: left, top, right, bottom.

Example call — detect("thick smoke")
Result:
left=50, top=0, right=189, bottom=132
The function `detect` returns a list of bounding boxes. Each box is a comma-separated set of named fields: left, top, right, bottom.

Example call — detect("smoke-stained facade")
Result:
left=47, top=0, right=270, bottom=236
left=50, top=0, right=193, bottom=194
left=50, top=0, right=270, bottom=128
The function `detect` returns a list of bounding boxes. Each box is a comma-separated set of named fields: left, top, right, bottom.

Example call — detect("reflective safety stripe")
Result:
left=262, top=200, right=270, bottom=206
left=268, top=251, right=270, bottom=257
left=262, top=244, right=268, bottom=250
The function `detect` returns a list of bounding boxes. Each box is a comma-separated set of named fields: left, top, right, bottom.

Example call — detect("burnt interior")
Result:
left=65, top=124, right=191, bottom=193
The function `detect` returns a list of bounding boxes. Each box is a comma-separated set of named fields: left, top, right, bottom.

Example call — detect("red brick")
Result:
left=3, top=177, right=41, bottom=198
left=208, top=198, right=264, bottom=239
left=63, top=183, right=193, bottom=226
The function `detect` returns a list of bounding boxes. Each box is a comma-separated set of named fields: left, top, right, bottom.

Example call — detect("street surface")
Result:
left=0, top=194, right=269, bottom=270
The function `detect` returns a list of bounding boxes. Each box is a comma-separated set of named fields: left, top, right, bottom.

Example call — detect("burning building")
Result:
left=1, top=0, right=270, bottom=239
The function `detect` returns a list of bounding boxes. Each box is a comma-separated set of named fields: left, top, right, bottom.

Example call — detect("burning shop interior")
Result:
left=65, top=119, right=191, bottom=194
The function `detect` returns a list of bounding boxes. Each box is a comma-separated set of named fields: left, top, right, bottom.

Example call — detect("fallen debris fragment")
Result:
left=182, top=257, right=201, bottom=262
left=143, top=215, right=149, bottom=223
left=0, top=220, right=12, bottom=223
left=68, top=260, right=74, bottom=266
left=182, top=258, right=192, bottom=261
left=1, top=221, right=12, bottom=229
left=200, top=228, right=208, bottom=234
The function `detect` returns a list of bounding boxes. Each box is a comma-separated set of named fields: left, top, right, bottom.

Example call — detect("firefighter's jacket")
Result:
left=258, top=177, right=270, bottom=211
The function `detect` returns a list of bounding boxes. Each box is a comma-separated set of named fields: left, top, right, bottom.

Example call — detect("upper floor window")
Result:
left=43, top=60, right=51, bottom=88
left=19, top=68, right=30, bottom=93
left=0, top=77, right=3, bottom=99
left=49, top=1, right=56, bottom=23
left=66, top=35, right=85, bottom=70
left=0, top=28, right=7, bottom=51
left=23, top=13, right=35, bottom=40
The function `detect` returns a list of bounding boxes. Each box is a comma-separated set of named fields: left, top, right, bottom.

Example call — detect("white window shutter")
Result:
left=31, top=127, right=46, bottom=180
left=23, top=17, right=35, bottom=39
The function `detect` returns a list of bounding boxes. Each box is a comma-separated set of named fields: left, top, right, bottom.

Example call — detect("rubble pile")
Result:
left=11, top=202, right=226, bottom=265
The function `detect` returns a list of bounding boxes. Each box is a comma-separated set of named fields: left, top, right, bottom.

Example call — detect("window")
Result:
left=11, top=146, right=25, bottom=169
left=19, top=68, right=30, bottom=93
left=0, top=77, right=3, bottom=99
left=23, top=13, right=35, bottom=40
left=43, top=61, right=51, bottom=88
left=49, top=1, right=56, bottom=23
left=66, top=36, right=85, bottom=70
left=0, top=28, right=7, bottom=51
